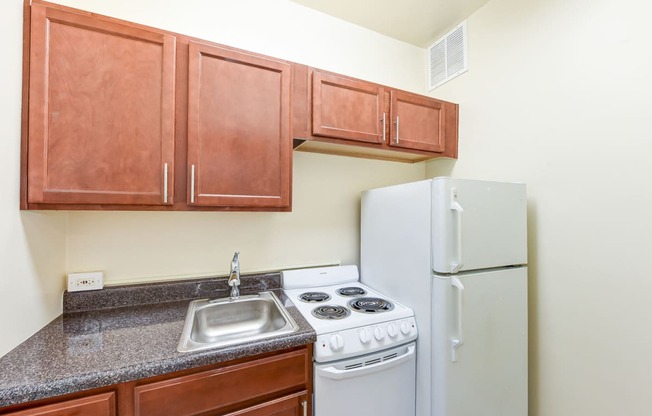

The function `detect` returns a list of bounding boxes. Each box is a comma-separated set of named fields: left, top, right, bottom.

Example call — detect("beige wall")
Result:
left=0, top=2, right=68, bottom=357
left=0, top=0, right=427, bottom=356
left=68, top=153, right=424, bottom=283
left=427, top=0, right=652, bottom=414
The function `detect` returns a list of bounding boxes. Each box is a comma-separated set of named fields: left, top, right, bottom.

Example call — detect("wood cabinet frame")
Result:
left=20, top=0, right=292, bottom=211
left=292, top=65, right=459, bottom=163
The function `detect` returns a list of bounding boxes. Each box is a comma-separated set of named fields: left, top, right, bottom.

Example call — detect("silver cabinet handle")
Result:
left=394, top=116, right=400, bottom=143
left=381, top=112, right=386, bottom=142
left=301, top=400, right=307, bottom=416
left=190, top=164, right=195, bottom=204
left=163, top=163, right=168, bottom=204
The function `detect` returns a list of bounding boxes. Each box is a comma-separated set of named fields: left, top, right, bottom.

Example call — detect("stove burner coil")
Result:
left=311, top=305, right=351, bottom=320
left=348, top=297, right=394, bottom=313
left=298, top=292, right=331, bottom=303
left=336, top=287, right=367, bottom=297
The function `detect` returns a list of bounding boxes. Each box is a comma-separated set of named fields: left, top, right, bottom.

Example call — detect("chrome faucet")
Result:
left=228, top=251, right=241, bottom=299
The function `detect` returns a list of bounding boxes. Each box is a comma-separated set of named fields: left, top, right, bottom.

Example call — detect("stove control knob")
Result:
left=359, top=328, right=372, bottom=344
left=329, top=334, right=344, bottom=352
left=374, top=326, right=386, bottom=341
left=387, top=323, right=399, bottom=338
left=400, top=321, right=411, bottom=335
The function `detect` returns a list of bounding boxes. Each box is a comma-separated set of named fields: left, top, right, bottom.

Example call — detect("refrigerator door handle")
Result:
left=451, top=276, right=465, bottom=362
left=450, top=189, right=464, bottom=273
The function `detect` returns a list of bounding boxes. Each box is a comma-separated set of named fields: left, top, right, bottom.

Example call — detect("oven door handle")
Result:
left=316, top=344, right=415, bottom=380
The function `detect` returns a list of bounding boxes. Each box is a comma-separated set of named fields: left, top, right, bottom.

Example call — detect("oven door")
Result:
left=314, top=342, right=416, bottom=416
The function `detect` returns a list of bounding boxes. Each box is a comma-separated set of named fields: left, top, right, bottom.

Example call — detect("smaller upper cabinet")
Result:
left=389, top=90, right=447, bottom=153
left=312, top=71, right=385, bottom=144
left=26, top=3, right=176, bottom=206
left=187, top=42, right=291, bottom=209
left=293, top=66, right=458, bottom=163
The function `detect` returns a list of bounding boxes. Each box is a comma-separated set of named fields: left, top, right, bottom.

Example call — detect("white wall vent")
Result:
left=428, top=20, right=468, bottom=90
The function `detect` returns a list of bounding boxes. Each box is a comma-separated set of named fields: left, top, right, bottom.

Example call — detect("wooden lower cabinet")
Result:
left=1, top=393, right=116, bottom=416
left=225, top=392, right=309, bottom=416
left=133, top=348, right=310, bottom=416
left=0, top=346, right=312, bottom=416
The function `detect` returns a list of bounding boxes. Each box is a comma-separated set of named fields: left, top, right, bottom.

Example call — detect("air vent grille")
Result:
left=428, top=20, right=468, bottom=90
left=341, top=351, right=401, bottom=370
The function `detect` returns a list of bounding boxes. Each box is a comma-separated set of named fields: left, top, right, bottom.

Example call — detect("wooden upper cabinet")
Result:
left=389, top=90, right=446, bottom=153
left=311, top=71, right=385, bottom=144
left=292, top=65, right=459, bottom=163
left=27, top=3, right=176, bottom=205
left=187, top=42, right=291, bottom=208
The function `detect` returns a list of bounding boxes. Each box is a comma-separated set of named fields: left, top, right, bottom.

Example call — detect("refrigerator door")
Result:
left=432, top=267, right=528, bottom=416
left=432, top=178, right=528, bottom=274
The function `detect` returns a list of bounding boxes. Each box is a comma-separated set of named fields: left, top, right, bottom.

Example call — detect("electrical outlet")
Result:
left=67, top=271, right=104, bottom=292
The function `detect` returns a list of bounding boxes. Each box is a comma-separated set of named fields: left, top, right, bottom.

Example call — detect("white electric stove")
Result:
left=282, top=265, right=418, bottom=416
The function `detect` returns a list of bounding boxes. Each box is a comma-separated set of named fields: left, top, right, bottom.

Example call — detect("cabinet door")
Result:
left=224, top=392, right=309, bottom=416
left=312, top=71, right=385, bottom=144
left=3, top=392, right=116, bottom=416
left=134, top=348, right=309, bottom=416
left=187, top=42, right=291, bottom=208
left=389, top=90, right=447, bottom=153
left=27, top=4, right=176, bottom=205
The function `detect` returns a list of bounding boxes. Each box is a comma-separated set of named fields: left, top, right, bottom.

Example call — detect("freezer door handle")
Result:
left=451, top=276, right=465, bottom=362
left=450, top=189, right=464, bottom=273
left=316, top=344, right=415, bottom=380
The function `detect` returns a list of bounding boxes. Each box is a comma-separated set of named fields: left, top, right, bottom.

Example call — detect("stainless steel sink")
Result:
left=177, top=291, right=299, bottom=353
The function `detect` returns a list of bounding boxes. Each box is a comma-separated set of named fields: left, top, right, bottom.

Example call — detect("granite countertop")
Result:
left=0, top=273, right=316, bottom=408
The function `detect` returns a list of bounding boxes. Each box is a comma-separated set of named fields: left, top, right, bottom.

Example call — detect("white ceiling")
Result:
left=289, top=0, right=490, bottom=47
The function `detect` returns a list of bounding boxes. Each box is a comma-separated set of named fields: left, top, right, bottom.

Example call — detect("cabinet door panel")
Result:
left=312, top=71, right=384, bottom=144
left=134, top=349, right=309, bottom=416
left=224, top=392, right=308, bottom=416
left=27, top=4, right=175, bottom=205
left=187, top=42, right=291, bottom=208
left=4, top=392, right=116, bottom=416
left=390, top=90, right=446, bottom=153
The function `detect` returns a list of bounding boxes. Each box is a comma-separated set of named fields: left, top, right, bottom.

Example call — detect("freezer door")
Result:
left=432, top=268, right=528, bottom=416
left=432, top=178, right=527, bottom=273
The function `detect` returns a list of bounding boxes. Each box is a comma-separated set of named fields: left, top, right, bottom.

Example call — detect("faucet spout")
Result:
left=228, top=251, right=240, bottom=299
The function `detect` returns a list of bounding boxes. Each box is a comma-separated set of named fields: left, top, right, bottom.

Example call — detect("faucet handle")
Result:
left=231, top=251, right=240, bottom=271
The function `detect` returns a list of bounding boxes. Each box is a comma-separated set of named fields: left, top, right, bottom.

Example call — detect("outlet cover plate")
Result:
left=67, top=271, right=104, bottom=292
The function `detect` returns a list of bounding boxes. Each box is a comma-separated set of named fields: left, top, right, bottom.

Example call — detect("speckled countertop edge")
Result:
left=0, top=273, right=316, bottom=408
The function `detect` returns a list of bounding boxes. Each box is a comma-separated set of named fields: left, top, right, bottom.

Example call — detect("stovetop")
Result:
left=282, top=265, right=418, bottom=363
left=284, top=282, right=414, bottom=335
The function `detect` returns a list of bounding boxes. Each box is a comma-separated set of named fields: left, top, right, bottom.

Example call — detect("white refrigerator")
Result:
left=360, top=177, right=528, bottom=416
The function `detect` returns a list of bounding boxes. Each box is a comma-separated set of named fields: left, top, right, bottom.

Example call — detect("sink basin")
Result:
left=177, top=291, right=299, bottom=353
